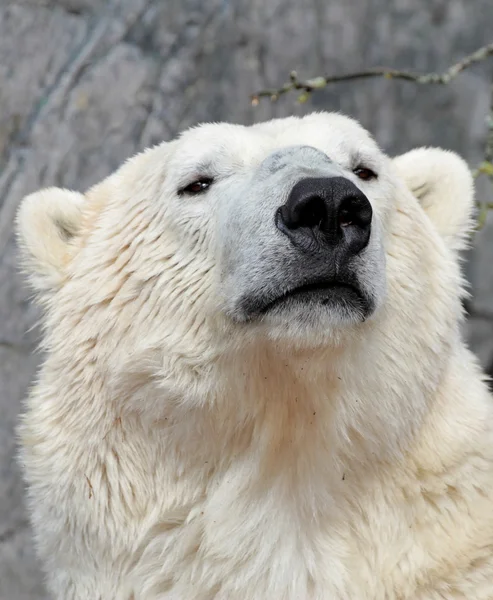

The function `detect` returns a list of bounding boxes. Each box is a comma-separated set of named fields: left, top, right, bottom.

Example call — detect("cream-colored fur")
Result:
left=17, top=187, right=85, bottom=301
left=393, top=147, right=475, bottom=252
left=17, top=113, right=493, bottom=599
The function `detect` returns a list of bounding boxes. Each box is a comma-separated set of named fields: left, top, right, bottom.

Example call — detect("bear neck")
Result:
left=108, top=328, right=456, bottom=497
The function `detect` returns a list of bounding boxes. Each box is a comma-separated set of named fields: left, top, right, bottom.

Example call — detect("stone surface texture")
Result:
left=1, top=1, right=492, bottom=597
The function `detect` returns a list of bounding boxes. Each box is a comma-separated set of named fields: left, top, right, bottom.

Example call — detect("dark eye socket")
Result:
left=179, top=177, right=214, bottom=196
left=353, top=166, right=377, bottom=181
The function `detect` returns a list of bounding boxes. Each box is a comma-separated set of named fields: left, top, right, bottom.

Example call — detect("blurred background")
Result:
left=1, top=1, right=493, bottom=597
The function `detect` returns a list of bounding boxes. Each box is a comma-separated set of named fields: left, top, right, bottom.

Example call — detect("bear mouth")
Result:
left=251, top=279, right=369, bottom=316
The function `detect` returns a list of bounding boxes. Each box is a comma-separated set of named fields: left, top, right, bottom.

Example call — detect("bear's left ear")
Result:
left=393, top=147, right=475, bottom=251
left=16, top=187, right=85, bottom=303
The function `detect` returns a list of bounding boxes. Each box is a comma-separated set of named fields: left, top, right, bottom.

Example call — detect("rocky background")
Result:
left=1, top=1, right=493, bottom=597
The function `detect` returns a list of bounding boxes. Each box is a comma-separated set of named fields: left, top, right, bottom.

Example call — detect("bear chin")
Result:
left=231, top=294, right=375, bottom=350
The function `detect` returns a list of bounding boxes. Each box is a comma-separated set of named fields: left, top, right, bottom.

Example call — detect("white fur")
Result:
left=393, top=147, right=475, bottom=251
left=16, top=188, right=85, bottom=302
left=17, top=113, right=493, bottom=599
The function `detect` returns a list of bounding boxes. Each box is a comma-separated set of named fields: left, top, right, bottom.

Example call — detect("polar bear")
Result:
left=16, top=112, right=493, bottom=599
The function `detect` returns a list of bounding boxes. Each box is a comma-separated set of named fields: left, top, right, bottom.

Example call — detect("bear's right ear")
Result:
left=392, top=148, right=475, bottom=252
left=16, top=187, right=85, bottom=300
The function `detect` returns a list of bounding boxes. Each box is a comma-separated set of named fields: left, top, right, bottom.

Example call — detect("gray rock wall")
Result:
left=1, top=1, right=492, bottom=597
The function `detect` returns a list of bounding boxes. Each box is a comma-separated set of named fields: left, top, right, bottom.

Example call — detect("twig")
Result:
left=484, top=83, right=493, bottom=176
left=473, top=83, right=493, bottom=230
left=251, top=42, right=493, bottom=104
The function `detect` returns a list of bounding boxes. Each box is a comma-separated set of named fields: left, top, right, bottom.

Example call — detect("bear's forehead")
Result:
left=173, top=113, right=382, bottom=171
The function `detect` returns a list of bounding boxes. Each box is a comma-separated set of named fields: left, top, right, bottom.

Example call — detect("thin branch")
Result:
left=485, top=83, right=493, bottom=168
left=251, top=42, right=493, bottom=104
left=473, top=83, right=493, bottom=230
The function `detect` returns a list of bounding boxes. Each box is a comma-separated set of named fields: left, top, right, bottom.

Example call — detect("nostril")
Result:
left=338, top=196, right=372, bottom=229
left=300, top=196, right=327, bottom=229
left=282, top=195, right=327, bottom=230
left=338, top=201, right=354, bottom=228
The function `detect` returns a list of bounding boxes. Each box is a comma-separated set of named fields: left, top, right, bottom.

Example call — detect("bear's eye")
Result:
left=179, top=178, right=214, bottom=196
left=353, top=166, right=377, bottom=181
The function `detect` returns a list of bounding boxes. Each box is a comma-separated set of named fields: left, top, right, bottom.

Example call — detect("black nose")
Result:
left=276, top=177, right=372, bottom=256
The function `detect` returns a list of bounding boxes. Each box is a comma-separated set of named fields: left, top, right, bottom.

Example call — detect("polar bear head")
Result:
left=17, top=112, right=474, bottom=437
